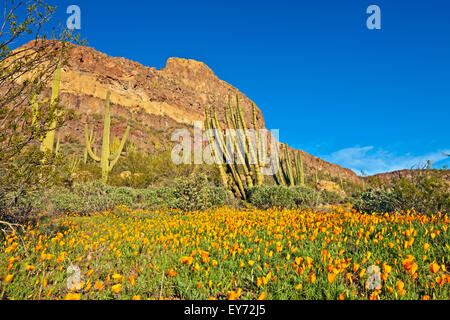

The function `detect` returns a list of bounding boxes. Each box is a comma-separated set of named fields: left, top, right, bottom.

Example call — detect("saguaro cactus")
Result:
left=85, top=90, right=130, bottom=183
left=84, top=127, right=95, bottom=164
left=41, top=59, right=62, bottom=153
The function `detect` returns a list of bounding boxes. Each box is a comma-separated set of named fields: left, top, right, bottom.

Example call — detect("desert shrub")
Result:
left=134, top=187, right=177, bottom=209
left=320, top=190, right=343, bottom=204
left=73, top=181, right=114, bottom=198
left=135, top=189, right=160, bottom=209
left=353, top=170, right=449, bottom=215
left=208, top=187, right=231, bottom=208
left=111, top=187, right=137, bottom=207
left=392, top=171, right=449, bottom=215
left=246, top=186, right=294, bottom=209
left=246, top=185, right=322, bottom=210
left=353, top=189, right=400, bottom=213
left=291, top=186, right=322, bottom=208
left=72, top=181, right=116, bottom=212
left=51, top=193, right=86, bottom=213
left=172, top=175, right=211, bottom=212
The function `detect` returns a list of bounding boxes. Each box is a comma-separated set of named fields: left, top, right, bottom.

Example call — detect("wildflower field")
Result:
left=1, top=207, right=448, bottom=300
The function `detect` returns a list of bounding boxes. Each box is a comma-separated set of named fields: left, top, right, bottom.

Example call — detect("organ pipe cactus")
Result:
left=284, top=144, right=294, bottom=186
left=210, top=107, right=246, bottom=199
left=205, top=108, right=228, bottom=190
left=40, top=59, right=62, bottom=153
left=297, top=151, right=304, bottom=186
left=226, top=100, right=253, bottom=187
left=236, top=95, right=263, bottom=186
left=85, top=90, right=130, bottom=183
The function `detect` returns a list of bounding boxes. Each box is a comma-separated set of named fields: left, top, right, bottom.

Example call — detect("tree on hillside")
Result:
left=0, top=0, right=83, bottom=223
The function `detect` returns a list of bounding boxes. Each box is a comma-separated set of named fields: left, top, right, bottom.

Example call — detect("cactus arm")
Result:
left=252, top=103, right=261, bottom=167
left=205, top=108, right=228, bottom=189
left=284, top=144, right=294, bottom=186
left=84, top=124, right=101, bottom=162
left=228, top=95, right=238, bottom=129
left=212, top=108, right=246, bottom=199
left=40, top=59, right=62, bottom=152
left=84, top=127, right=94, bottom=164
left=237, top=96, right=263, bottom=185
left=55, top=134, right=60, bottom=155
left=226, top=106, right=253, bottom=187
left=109, top=126, right=130, bottom=169
left=299, top=151, right=305, bottom=186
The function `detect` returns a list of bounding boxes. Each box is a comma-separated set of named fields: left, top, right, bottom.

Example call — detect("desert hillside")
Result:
left=18, top=40, right=361, bottom=183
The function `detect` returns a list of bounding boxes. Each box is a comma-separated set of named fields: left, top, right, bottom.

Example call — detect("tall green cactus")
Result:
left=284, top=144, right=294, bottom=186
left=85, top=90, right=130, bottom=183
left=227, top=97, right=253, bottom=187
left=236, top=95, right=263, bottom=186
left=338, top=171, right=344, bottom=189
left=210, top=107, right=246, bottom=199
left=294, top=150, right=305, bottom=186
left=84, top=127, right=95, bottom=164
left=277, top=150, right=287, bottom=186
left=41, top=59, right=62, bottom=153
left=205, top=108, right=228, bottom=190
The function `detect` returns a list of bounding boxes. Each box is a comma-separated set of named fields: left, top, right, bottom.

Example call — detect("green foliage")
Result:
left=353, top=189, right=400, bottom=213
left=392, top=170, right=449, bottom=215
left=28, top=179, right=232, bottom=214
left=320, top=190, right=344, bottom=205
left=353, top=170, right=449, bottom=214
left=246, top=185, right=321, bottom=210
left=0, top=0, right=83, bottom=222
left=172, top=174, right=212, bottom=212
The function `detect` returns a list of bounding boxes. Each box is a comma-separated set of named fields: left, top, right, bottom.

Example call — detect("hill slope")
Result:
left=20, top=40, right=362, bottom=184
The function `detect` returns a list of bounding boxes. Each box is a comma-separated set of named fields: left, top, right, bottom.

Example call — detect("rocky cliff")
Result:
left=19, top=40, right=362, bottom=184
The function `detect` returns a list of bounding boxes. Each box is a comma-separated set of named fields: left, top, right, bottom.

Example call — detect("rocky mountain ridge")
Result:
left=19, top=40, right=362, bottom=184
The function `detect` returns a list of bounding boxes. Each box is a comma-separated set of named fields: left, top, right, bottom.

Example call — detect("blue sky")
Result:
left=9, top=0, right=450, bottom=175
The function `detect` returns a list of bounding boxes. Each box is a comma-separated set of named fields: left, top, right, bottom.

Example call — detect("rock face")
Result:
left=19, top=40, right=362, bottom=183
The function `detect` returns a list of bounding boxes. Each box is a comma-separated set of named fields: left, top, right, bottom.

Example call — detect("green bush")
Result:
left=291, top=186, right=322, bottom=208
left=353, top=170, right=449, bottom=215
left=320, top=190, right=343, bottom=205
left=111, top=187, right=137, bottom=208
left=208, top=187, right=231, bottom=208
left=172, top=175, right=211, bottom=212
left=353, top=189, right=400, bottom=213
left=51, top=193, right=86, bottom=213
left=246, top=185, right=321, bottom=210
left=392, top=171, right=449, bottom=215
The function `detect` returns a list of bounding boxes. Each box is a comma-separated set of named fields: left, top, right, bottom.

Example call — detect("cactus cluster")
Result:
left=84, top=90, right=130, bottom=183
left=32, top=60, right=132, bottom=185
left=204, top=95, right=265, bottom=199
left=277, top=144, right=305, bottom=187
